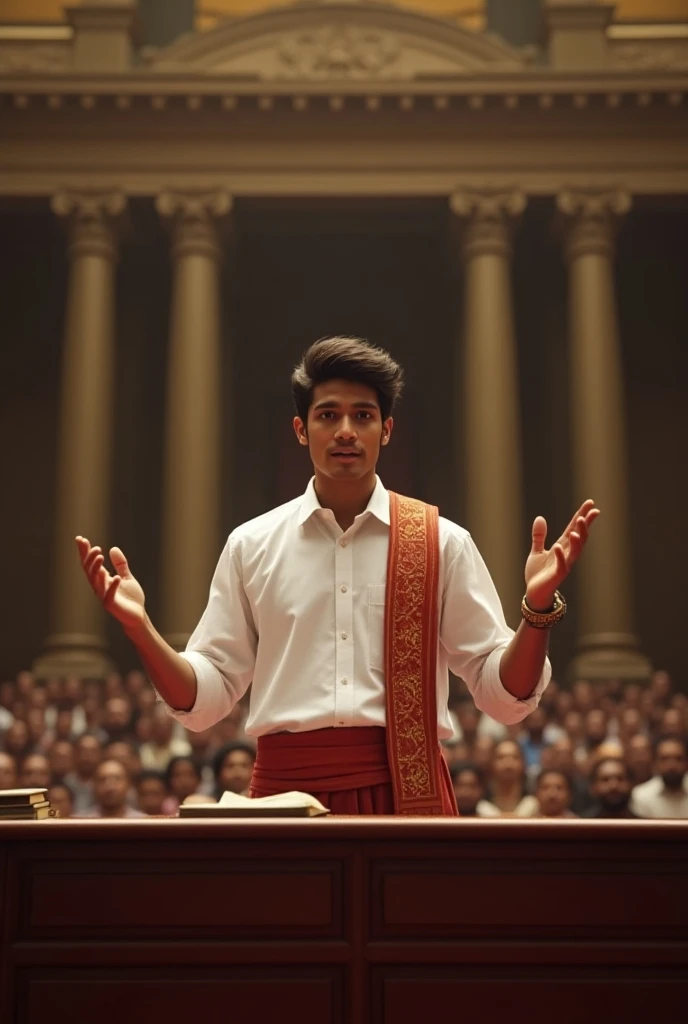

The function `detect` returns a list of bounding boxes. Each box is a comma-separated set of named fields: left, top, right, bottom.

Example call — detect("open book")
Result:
left=178, top=790, right=330, bottom=818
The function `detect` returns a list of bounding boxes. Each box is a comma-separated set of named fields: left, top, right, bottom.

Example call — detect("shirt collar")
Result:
left=297, top=476, right=390, bottom=527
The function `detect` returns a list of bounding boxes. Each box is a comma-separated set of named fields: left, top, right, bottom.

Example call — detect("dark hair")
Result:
left=653, top=735, right=688, bottom=758
left=165, top=756, right=202, bottom=787
left=135, top=769, right=167, bottom=789
left=535, top=768, right=572, bottom=792
left=291, top=336, right=404, bottom=424
left=212, top=742, right=256, bottom=782
left=48, top=780, right=75, bottom=802
left=450, top=761, right=486, bottom=787
left=589, top=757, right=629, bottom=784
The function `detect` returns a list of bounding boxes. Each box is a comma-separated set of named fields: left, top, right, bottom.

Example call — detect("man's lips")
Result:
left=330, top=449, right=361, bottom=457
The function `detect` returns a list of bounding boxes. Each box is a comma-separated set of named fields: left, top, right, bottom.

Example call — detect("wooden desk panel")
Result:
left=1, top=819, right=686, bottom=1024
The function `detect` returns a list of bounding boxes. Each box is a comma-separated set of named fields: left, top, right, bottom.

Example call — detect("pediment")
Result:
left=149, top=1, right=526, bottom=80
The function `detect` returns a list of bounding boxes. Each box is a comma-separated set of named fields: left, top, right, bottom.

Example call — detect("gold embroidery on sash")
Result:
left=385, top=492, right=443, bottom=813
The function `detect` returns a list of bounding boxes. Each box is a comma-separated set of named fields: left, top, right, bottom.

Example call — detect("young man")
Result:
left=77, top=336, right=599, bottom=815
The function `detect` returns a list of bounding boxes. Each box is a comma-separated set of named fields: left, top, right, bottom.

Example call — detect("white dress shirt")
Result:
left=630, top=774, right=688, bottom=818
left=167, top=477, right=550, bottom=738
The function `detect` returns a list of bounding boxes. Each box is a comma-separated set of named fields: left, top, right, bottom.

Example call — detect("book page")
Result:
left=217, top=790, right=328, bottom=813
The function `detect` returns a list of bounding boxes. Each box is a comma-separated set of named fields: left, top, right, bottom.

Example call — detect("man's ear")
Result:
left=380, top=416, right=394, bottom=446
left=293, top=416, right=309, bottom=446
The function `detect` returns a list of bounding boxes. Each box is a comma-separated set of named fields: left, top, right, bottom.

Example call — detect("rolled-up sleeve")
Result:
left=165, top=535, right=257, bottom=732
left=440, top=530, right=550, bottom=726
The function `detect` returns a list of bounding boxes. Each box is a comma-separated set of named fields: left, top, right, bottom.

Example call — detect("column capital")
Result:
left=156, top=190, right=233, bottom=260
left=51, top=190, right=127, bottom=261
left=449, top=189, right=526, bottom=260
left=557, top=189, right=632, bottom=261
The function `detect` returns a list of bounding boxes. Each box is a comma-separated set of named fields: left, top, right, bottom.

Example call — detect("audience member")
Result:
left=19, top=753, right=51, bottom=789
left=535, top=769, right=578, bottom=818
left=480, top=740, right=539, bottom=817
left=78, top=759, right=146, bottom=818
left=48, top=740, right=75, bottom=782
left=101, top=696, right=135, bottom=745
left=583, top=758, right=639, bottom=818
left=135, top=770, right=168, bottom=816
left=212, top=742, right=256, bottom=799
left=64, top=732, right=102, bottom=812
left=47, top=781, right=75, bottom=819
left=104, top=740, right=141, bottom=781
left=625, top=734, right=654, bottom=787
left=0, top=751, right=18, bottom=789
left=163, top=755, right=202, bottom=813
left=450, top=762, right=493, bottom=817
left=139, top=704, right=192, bottom=772
left=548, top=736, right=594, bottom=815
left=630, top=737, right=688, bottom=819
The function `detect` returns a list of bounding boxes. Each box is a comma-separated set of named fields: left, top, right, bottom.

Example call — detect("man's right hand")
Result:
left=76, top=537, right=146, bottom=631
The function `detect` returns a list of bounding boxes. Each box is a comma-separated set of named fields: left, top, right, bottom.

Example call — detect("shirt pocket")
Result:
left=367, top=584, right=386, bottom=672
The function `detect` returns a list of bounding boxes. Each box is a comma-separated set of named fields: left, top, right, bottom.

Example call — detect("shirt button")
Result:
left=340, top=585, right=348, bottom=593
left=340, top=631, right=348, bottom=640
left=341, top=677, right=348, bottom=685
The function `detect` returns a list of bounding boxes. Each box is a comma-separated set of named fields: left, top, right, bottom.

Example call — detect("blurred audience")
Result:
left=629, top=737, right=688, bottom=818
left=583, top=758, right=639, bottom=818
left=1, top=666, right=686, bottom=819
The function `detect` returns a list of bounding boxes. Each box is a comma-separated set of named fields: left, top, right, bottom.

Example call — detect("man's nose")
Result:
left=335, top=417, right=356, bottom=438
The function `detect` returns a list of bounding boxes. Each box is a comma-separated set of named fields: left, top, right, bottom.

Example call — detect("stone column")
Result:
left=66, top=1, right=137, bottom=72
left=155, top=190, right=231, bottom=650
left=544, top=1, right=615, bottom=70
left=450, top=190, right=527, bottom=626
left=34, top=191, right=126, bottom=680
left=558, top=189, right=651, bottom=682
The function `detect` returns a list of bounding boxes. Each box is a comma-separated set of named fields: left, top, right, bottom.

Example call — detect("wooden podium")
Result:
left=1, top=818, right=687, bottom=1023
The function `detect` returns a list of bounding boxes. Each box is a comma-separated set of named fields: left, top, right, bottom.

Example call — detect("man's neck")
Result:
left=313, top=472, right=377, bottom=532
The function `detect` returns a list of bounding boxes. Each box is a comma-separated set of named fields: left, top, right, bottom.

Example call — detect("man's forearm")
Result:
left=124, top=614, right=198, bottom=712
left=498, top=620, right=549, bottom=701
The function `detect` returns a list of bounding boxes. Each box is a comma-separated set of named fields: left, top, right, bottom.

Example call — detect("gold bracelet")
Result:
left=521, top=590, right=567, bottom=629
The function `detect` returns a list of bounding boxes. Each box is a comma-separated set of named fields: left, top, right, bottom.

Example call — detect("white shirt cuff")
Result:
left=161, top=652, right=233, bottom=732
left=473, top=644, right=551, bottom=725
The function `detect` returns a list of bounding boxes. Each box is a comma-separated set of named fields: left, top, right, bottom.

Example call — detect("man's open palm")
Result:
left=76, top=537, right=146, bottom=630
left=524, top=499, right=600, bottom=610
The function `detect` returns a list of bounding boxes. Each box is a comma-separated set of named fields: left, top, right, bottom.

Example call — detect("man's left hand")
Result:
left=524, top=499, right=601, bottom=612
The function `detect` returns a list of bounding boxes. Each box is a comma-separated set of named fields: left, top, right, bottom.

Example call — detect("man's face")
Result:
left=104, top=742, right=140, bottom=779
left=592, top=760, right=631, bottom=809
left=0, top=752, right=18, bottom=789
left=103, top=698, right=132, bottom=738
left=537, top=773, right=571, bottom=817
left=452, top=769, right=483, bottom=816
left=94, top=760, right=130, bottom=811
left=4, top=720, right=29, bottom=757
left=0, top=681, right=15, bottom=710
left=526, top=707, right=546, bottom=741
left=294, top=379, right=392, bottom=486
left=585, top=709, right=608, bottom=746
left=219, top=751, right=255, bottom=795
left=137, top=778, right=167, bottom=815
left=551, top=738, right=575, bottom=774
left=75, top=736, right=102, bottom=776
left=492, top=742, right=524, bottom=783
left=655, top=741, right=687, bottom=790
left=20, top=754, right=51, bottom=789
left=168, top=760, right=200, bottom=800
left=49, top=741, right=75, bottom=780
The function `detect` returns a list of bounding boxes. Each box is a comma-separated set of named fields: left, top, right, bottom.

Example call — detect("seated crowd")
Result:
left=0, top=668, right=686, bottom=819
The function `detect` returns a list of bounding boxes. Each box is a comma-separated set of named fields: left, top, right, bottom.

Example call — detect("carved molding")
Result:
left=450, top=189, right=527, bottom=260
left=278, top=25, right=400, bottom=80
left=51, top=190, right=127, bottom=261
left=0, top=44, right=71, bottom=73
left=150, top=1, right=525, bottom=79
left=557, top=189, right=632, bottom=261
left=611, top=44, right=688, bottom=72
left=156, top=190, right=232, bottom=260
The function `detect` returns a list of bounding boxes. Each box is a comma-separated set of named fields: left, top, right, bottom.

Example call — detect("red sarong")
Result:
left=250, top=725, right=456, bottom=816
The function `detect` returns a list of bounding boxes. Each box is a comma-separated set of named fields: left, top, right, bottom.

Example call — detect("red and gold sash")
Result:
left=384, top=492, right=457, bottom=816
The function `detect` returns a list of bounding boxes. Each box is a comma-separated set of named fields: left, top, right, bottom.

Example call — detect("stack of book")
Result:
left=0, top=788, right=55, bottom=820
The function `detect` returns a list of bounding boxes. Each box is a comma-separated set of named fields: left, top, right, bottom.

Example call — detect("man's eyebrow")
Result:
left=312, top=399, right=379, bottom=410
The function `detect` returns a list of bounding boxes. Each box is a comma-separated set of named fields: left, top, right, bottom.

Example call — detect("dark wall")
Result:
left=0, top=198, right=686, bottom=684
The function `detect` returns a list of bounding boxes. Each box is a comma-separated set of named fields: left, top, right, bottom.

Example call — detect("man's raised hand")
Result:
left=524, top=499, right=601, bottom=611
left=76, top=537, right=147, bottom=631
